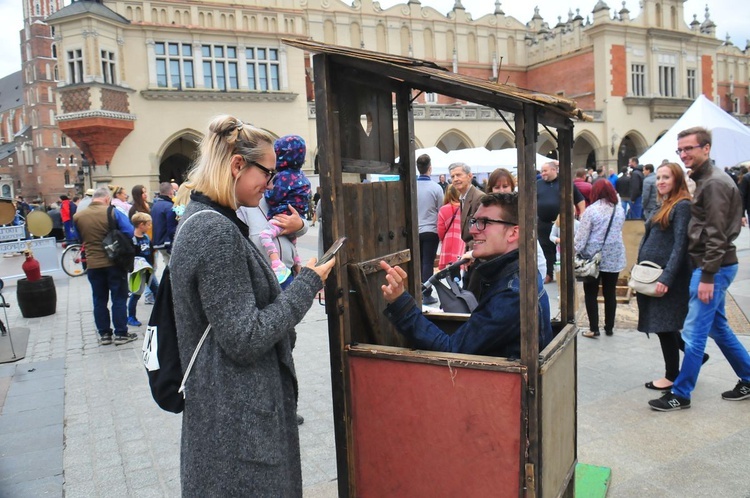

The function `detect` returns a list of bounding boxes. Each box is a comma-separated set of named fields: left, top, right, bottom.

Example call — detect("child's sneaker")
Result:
left=127, top=317, right=142, bottom=327
left=271, top=260, right=292, bottom=283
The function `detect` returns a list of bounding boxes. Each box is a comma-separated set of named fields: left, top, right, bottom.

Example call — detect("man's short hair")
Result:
left=575, top=168, right=587, bottom=179
left=93, top=187, right=111, bottom=199
left=677, top=126, right=712, bottom=147
left=131, top=212, right=152, bottom=226
left=479, top=192, right=519, bottom=225
left=159, top=182, right=173, bottom=195
left=416, top=154, right=431, bottom=175
left=542, top=160, right=559, bottom=170
left=629, top=157, right=639, bottom=165
left=644, top=164, right=654, bottom=173
left=448, top=162, right=471, bottom=175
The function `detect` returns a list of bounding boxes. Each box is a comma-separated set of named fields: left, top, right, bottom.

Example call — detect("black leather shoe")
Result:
left=645, top=381, right=673, bottom=391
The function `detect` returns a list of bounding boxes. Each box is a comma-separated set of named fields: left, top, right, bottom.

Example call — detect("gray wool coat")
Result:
left=636, top=200, right=691, bottom=333
left=170, top=199, right=321, bottom=497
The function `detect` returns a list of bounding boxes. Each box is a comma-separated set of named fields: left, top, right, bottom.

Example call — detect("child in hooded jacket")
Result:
left=260, top=134, right=311, bottom=283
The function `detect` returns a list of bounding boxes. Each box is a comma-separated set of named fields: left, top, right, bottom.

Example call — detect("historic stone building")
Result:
left=5, top=0, right=748, bottom=197
left=0, top=0, right=83, bottom=203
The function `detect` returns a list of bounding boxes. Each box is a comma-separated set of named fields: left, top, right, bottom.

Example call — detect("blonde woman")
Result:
left=170, top=115, right=335, bottom=496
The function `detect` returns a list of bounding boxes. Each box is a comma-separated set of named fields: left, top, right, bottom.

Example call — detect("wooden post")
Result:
left=557, top=127, right=575, bottom=324
left=516, top=104, right=540, bottom=495
left=313, top=53, right=352, bottom=498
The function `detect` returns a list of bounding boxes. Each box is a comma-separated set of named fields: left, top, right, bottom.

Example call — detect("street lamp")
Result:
left=81, top=154, right=92, bottom=189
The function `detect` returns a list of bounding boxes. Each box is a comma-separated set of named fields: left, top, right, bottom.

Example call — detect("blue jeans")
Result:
left=627, top=197, right=643, bottom=219
left=128, top=275, right=160, bottom=320
left=672, top=265, right=750, bottom=399
left=620, top=199, right=630, bottom=217
left=87, top=266, right=129, bottom=337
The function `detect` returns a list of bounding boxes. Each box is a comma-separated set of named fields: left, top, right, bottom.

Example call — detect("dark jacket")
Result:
left=630, top=166, right=644, bottom=200
left=171, top=197, right=321, bottom=496
left=636, top=200, right=691, bottom=333
left=616, top=173, right=631, bottom=200
left=688, top=160, right=742, bottom=283
left=151, top=194, right=177, bottom=250
left=383, top=249, right=552, bottom=359
left=739, top=174, right=750, bottom=218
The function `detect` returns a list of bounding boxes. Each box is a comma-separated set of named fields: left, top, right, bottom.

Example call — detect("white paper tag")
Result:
left=142, top=326, right=161, bottom=371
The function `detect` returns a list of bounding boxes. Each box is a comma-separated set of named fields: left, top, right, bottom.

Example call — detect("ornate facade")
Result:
left=0, top=0, right=83, bottom=203
left=16, top=0, right=750, bottom=194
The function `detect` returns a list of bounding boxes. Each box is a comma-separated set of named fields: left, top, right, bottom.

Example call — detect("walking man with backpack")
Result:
left=74, top=187, right=137, bottom=346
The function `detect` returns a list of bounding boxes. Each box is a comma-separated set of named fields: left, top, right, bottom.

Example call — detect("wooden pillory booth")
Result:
left=285, top=39, right=588, bottom=497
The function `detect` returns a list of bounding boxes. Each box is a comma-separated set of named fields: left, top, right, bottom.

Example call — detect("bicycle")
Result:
left=61, top=243, right=87, bottom=277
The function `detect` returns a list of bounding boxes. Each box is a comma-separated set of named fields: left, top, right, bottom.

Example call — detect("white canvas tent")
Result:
left=639, top=95, right=750, bottom=167
left=381, top=146, right=553, bottom=182
left=431, top=147, right=552, bottom=176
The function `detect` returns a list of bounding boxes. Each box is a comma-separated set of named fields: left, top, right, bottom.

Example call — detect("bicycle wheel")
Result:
left=61, top=244, right=87, bottom=277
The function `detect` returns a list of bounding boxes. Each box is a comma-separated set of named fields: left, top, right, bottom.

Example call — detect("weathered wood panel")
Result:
left=350, top=356, right=522, bottom=497
left=539, top=326, right=577, bottom=498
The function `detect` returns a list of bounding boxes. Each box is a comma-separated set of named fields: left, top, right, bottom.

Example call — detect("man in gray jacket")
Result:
left=641, top=163, right=658, bottom=220
left=649, top=126, right=750, bottom=411
left=416, top=154, right=444, bottom=305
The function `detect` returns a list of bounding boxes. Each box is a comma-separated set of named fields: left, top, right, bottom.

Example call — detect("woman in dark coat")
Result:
left=636, top=162, right=700, bottom=391
left=170, top=115, right=335, bottom=496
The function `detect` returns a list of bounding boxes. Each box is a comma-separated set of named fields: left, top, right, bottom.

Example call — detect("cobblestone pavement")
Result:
left=1, top=226, right=750, bottom=496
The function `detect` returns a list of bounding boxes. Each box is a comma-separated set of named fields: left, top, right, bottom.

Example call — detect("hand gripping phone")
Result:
left=316, top=236, right=347, bottom=266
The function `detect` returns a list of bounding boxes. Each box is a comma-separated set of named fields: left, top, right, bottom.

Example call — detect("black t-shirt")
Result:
left=536, top=177, right=585, bottom=223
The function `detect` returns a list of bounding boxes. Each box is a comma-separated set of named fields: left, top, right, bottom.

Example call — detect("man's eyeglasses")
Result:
left=470, top=217, right=518, bottom=231
left=248, top=161, right=277, bottom=184
left=675, top=144, right=706, bottom=155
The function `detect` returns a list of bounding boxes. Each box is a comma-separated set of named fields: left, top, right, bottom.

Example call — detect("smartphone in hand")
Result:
left=316, top=236, right=347, bottom=266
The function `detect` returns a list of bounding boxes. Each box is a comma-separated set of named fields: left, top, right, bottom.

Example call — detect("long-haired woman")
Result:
left=575, top=179, right=626, bottom=338
left=636, top=163, right=704, bottom=391
left=437, top=185, right=463, bottom=273
left=169, top=115, right=335, bottom=496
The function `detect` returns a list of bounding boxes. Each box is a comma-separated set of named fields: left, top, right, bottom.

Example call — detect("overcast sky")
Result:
left=0, top=0, right=747, bottom=78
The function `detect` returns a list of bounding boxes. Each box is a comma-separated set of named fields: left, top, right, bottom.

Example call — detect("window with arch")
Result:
left=424, top=28, right=434, bottom=60
left=400, top=26, right=410, bottom=56
left=1, top=185, right=10, bottom=198
left=467, top=32, right=477, bottom=62
left=52, top=44, right=57, bottom=58
left=376, top=24, right=386, bottom=52
left=323, top=20, right=335, bottom=44
left=350, top=23, right=361, bottom=48
left=64, top=169, right=70, bottom=185
left=46, top=63, right=51, bottom=80
left=49, top=109, right=55, bottom=124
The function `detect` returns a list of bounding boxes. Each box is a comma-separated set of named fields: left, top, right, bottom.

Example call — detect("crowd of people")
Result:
left=414, top=126, right=750, bottom=416
left=24, top=115, right=747, bottom=494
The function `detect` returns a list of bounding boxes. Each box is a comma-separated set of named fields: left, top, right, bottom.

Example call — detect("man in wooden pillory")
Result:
left=380, top=192, right=552, bottom=358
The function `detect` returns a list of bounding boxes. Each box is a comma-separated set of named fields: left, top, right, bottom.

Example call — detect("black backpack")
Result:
left=141, top=209, right=219, bottom=413
left=142, top=266, right=186, bottom=413
left=102, top=206, right=136, bottom=273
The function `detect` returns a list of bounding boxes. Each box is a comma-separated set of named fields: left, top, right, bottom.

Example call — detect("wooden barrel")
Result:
left=16, top=276, right=57, bottom=318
